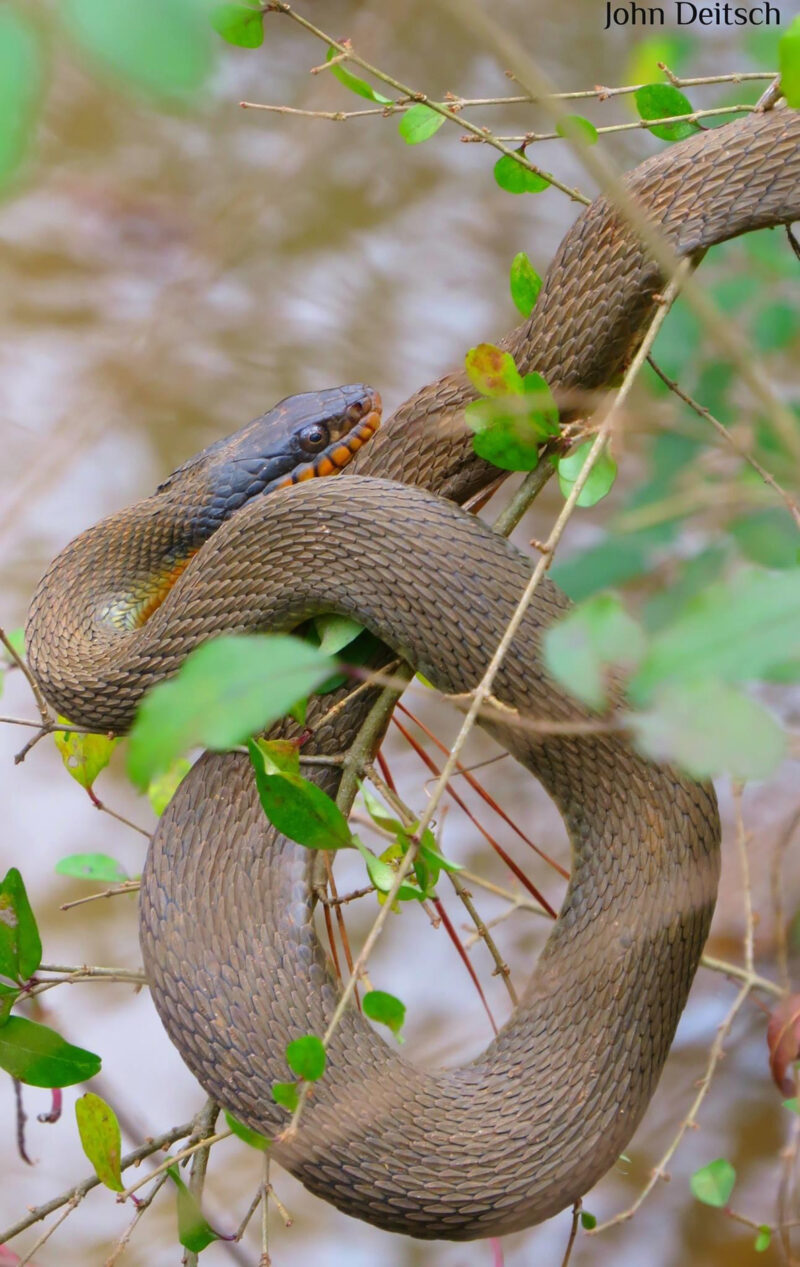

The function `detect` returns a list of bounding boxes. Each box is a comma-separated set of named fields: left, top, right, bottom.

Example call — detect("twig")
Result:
left=560, top=1199, right=583, bottom=1267
left=591, top=781, right=758, bottom=1232
left=117, top=1129, right=232, bottom=1201
left=17, top=1194, right=80, bottom=1266
left=262, top=3, right=591, bottom=206
left=0, top=627, right=50, bottom=723
left=699, top=954, right=783, bottom=999
left=60, top=881, right=141, bottom=911
left=428, top=0, right=800, bottom=464
left=491, top=461, right=556, bottom=538
left=103, top=1172, right=170, bottom=1267
left=464, top=103, right=756, bottom=145
left=182, top=1100, right=219, bottom=1267
left=647, top=357, right=800, bottom=528
left=448, top=872, right=518, bottom=1005
left=0, top=1120, right=195, bottom=1244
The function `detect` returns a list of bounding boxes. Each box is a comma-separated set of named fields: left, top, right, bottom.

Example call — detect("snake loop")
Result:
left=27, top=109, right=800, bottom=1239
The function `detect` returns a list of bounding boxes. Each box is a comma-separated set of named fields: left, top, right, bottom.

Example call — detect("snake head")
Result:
left=157, top=384, right=382, bottom=540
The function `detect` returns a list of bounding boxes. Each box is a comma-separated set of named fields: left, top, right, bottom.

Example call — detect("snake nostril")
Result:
left=348, top=401, right=366, bottom=422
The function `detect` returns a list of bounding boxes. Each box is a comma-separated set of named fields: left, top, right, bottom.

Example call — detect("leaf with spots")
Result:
left=53, top=724, right=117, bottom=791
left=75, top=1092, right=124, bottom=1191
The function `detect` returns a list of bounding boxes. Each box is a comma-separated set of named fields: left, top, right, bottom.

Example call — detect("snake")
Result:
left=26, top=108, right=800, bottom=1240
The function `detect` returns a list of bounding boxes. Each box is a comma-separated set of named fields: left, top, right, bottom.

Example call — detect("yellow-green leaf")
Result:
left=146, top=758, right=191, bottom=816
left=75, top=1092, right=124, bottom=1191
left=53, top=724, right=117, bottom=790
left=779, top=16, right=800, bottom=107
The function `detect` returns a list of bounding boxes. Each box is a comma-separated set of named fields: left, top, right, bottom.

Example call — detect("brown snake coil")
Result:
left=27, top=110, right=800, bottom=1240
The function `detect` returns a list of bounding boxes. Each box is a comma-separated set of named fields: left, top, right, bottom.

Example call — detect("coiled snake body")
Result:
left=27, top=111, right=800, bottom=1239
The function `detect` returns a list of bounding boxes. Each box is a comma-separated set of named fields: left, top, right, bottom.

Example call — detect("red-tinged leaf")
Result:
left=464, top=343, right=523, bottom=397
left=767, top=993, right=800, bottom=1094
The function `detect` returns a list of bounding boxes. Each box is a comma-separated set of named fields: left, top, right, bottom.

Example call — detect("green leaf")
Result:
left=634, top=83, right=700, bottom=141
left=556, top=115, right=598, bottom=146
left=224, top=1109, right=270, bottom=1150
left=0, top=982, right=18, bottom=1026
left=632, top=681, right=786, bottom=781
left=509, top=252, right=542, bottom=318
left=779, top=16, right=800, bottom=108
left=465, top=343, right=523, bottom=397
left=493, top=152, right=550, bottom=194
left=0, top=868, right=42, bottom=983
left=629, top=569, right=800, bottom=705
left=2, top=627, right=25, bottom=662
left=354, top=838, right=423, bottom=902
left=251, top=737, right=300, bottom=776
left=755, top=1226, right=772, bottom=1253
left=53, top=724, right=117, bottom=790
left=551, top=535, right=651, bottom=603
left=363, top=990, right=406, bottom=1039
left=63, top=0, right=214, bottom=101
left=626, top=35, right=690, bottom=87
left=398, top=103, right=445, bottom=144
left=360, top=784, right=403, bottom=834
left=543, top=594, right=646, bottom=711
left=210, top=3, right=263, bottom=48
left=730, top=509, right=799, bottom=570
left=0, top=1016, right=101, bottom=1087
left=0, top=6, right=44, bottom=191
left=315, top=613, right=365, bottom=656
left=168, top=1166, right=219, bottom=1254
left=690, top=1157, right=736, bottom=1208
left=465, top=372, right=558, bottom=474
left=326, top=46, right=391, bottom=104
left=75, top=1092, right=124, bottom=1191
left=557, top=441, right=617, bottom=508
left=127, top=634, right=336, bottom=788
left=249, top=744, right=352, bottom=850
left=272, top=1081, right=299, bottom=1112
left=55, top=853, right=128, bottom=883
left=286, top=1035, right=326, bottom=1082
left=580, top=1210, right=597, bottom=1230
left=147, top=758, right=192, bottom=816
left=783, top=1097, right=800, bottom=1114
left=752, top=300, right=799, bottom=351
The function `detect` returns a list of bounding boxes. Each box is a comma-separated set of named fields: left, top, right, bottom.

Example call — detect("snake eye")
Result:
left=298, top=422, right=329, bottom=453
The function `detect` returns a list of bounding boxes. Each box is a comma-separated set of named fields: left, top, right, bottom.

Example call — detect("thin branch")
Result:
left=60, top=881, right=141, bottom=911
left=428, top=0, right=800, bottom=464
left=647, top=357, right=800, bottom=528
left=263, top=3, right=591, bottom=206
left=591, top=781, right=759, bottom=1232
left=0, top=1120, right=195, bottom=1245
left=468, top=103, right=756, bottom=144
left=103, top=1172, right=170, bottom=1267
left=182, top=1101, right=220, bottom=1267
left=0, top=626, right=50, bottom=723
left=117, top=1129, right=232, bottom=1201
left=17, top=1194, right=80, bottom=1267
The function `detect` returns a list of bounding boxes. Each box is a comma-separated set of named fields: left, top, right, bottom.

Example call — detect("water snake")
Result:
left=26, top=108, right=800, bottom=1239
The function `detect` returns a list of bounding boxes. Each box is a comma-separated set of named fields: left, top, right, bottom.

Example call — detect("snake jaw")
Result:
left=271, top=401, right=382, bottom=489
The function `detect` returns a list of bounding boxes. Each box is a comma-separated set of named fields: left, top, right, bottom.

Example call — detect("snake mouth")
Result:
left=272, top=394, right=382, bottom=489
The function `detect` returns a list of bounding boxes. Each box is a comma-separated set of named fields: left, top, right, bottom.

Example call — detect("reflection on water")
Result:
left=1, top=3, right=797, bottom=1264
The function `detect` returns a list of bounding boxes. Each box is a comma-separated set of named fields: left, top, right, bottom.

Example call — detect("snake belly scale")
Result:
left=26, top=109, right=800, bottom=1239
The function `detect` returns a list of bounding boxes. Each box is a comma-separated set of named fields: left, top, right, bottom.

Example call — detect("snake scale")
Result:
left=26, top=108, right=800, bottom=1239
